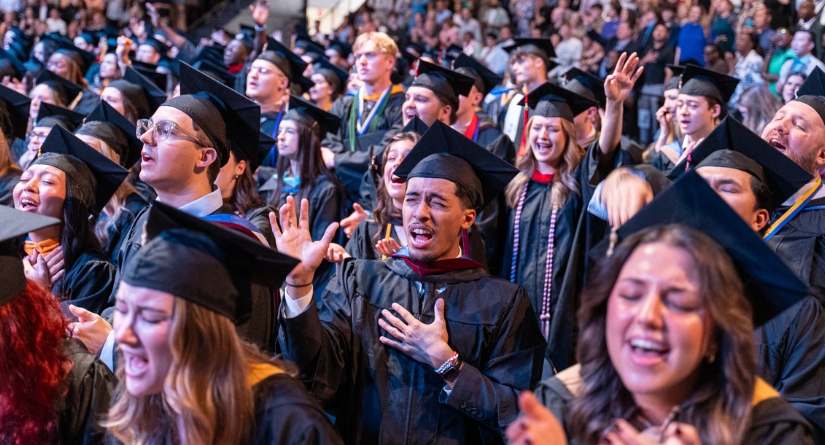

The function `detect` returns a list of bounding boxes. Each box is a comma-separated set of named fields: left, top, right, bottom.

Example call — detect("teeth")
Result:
left=412, top=228, right=430, bottom=236
left=630, top=339, right=666, bottom=352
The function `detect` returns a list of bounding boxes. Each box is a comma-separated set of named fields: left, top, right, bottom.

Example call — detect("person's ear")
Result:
left=753, top=208, right=770, bottom=232
left=461, top=208, right=476, bottom=229
left=439, top=104, right=452, bottom=125
left=711, top=103, right=721, bottom=119
left=197, top=147, right=218, bottom=169
left=235, top=158, right=247, bottom=176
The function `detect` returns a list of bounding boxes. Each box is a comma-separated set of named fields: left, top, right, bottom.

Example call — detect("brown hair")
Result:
left=106, top=298, right=291, bottom=445
left=568, top=225, right=756, bottom=445
left=372, top=131, right=421, bottom=237
left=505, top=117, right=583, bottom=209
left=226, top=151, right=265, bottom=216
left=0, top=130, right=14, bottom=176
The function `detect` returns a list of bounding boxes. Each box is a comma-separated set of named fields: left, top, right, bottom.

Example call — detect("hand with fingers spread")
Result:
left=145, top=2, right=161, bottom=28
left=67, top=304, right=112, bottom=354
left=250, top=0, right=269, bottom=27
left=270, top=196, right=339, bottom=294
left=340, top=202, right=368, bottom=238
left=375, top=238, right=402, bottom=257
left=605, top=52, right=644, bottom=104
left=504, top=392, right=569, bottom=445
left=378, top=299, right=455, bottom=382
left=326, top=243, right=351, bottom=263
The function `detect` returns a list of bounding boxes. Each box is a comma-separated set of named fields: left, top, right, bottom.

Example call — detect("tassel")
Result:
left=606, top=227, right=618, bottom=257
left=518, top=90, right=529, bottom=157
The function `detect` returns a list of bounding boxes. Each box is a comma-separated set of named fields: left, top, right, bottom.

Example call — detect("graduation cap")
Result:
left=401, top=115, right=430, bottom=136
left=412, top=60, right=475, bottom=109
left=791, top=67, right=825, bottom=126
left=0, top=47, right=29, bottom=80
left=6, top=40, right=29, bottom=66
left=0, top=84, right=30, bottom=140
left=294, top=37, right=325, bottom=58
left=312, top=58, right=348, bottom=95
left=34, top=102, right=84, bottom=131
left=33, top=126, right=129, bottom=213
left=327, top=40, right=352, bottom=59
left=254, top=131, right=275, bottom=172
left=35, top=69, right=83, bottom=105
left=519, top=81, right=599, bottom=122
left=601, top=171, right=808, bottom=327
left=78, top=100, right=142, bottom=168
left=40, top=33, right=96, bottom=73
left=667, top=117, right=813, bottom=210
left=131, top=61, right=169, bottom=91
left=121, top=202, right=300, bottom=325
left=665, top=64, right=686, bottom=91
left=122, top=67, right=168, bottom=113
left=237, top=23, right=255, bottom=47
left=394, top=119, right=519, bottom=210
left=192, top=58, right=236, bottom=87
left=503, top=38, right=556, bottom=66
left=453, top=53, right=502, bottom=96
left=678, top=64, right=740, bottom=104
left=0, top=207, right=60, bottom=306
left=76, top=31, right=100, bottom=47
left=403, top=42, right=426, bottom=64
left=444, top=44, right=464, bottom=60
left=173, top=61, right=260, bottom=167
left=285, top=94, right=341, bottom=138
left=562, top=67, right=605, bottom=109
left=261, top=37, right=309, bottom=84
left=140, top=37, right=170, bottom=55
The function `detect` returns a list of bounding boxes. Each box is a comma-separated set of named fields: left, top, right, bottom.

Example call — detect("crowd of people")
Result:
left=1, top=0, right=825, bottom=443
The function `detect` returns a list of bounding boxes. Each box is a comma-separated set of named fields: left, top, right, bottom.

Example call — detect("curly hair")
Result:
left=568, top=226, right=756, bottom=445
left=0, top=280, right=71, bottom=444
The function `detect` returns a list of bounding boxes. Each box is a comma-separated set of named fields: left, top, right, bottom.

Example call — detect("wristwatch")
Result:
left=435, top=352, right=463, bottom=380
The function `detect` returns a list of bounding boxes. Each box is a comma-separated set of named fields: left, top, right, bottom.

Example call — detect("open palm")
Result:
left=270, top=197, right=339, bottom=283
left=605, top=52, right=644, bottom=103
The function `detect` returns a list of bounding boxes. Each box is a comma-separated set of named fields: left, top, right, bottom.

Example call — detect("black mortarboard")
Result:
left=237, top=23, right=255, bottom=47
left=198, top=44, right=226, bottom=65
left=285, top=94, right=341, bottom=138
left=77, top=31, right=100, bottom=47
left=0, top=47, right=28, bottom=79
left=519, top=81, right=599, bottom=122
left=312, top=58, right=348, bottom=95
left=0, top=84, right=30, bottom=140
left=412, top=60, right=475, bottom=109
left=294, top=37, right=325, bottom=57
left=401, top=115, right=430, bottom=136
left=121, top=202, right=299, bottom=325
left=171, top=62, right=261, bottom=167
left=35, top=69, right=83, bottom=104
left=140, top=37, right=170, bottom=55
left=394, top=119, right=519, bottom=209
left=254, top=131, right=274, bottom=172
left=792, top=67, right=825, bottom=126
left=678, top=64, right=739, bottom=103
left=503, top=38, right=556, bottom=66
left=667, top=117, right=812, bottom=210
left=78, top=100, right=142, bottom=168
left=41, top=33, right=97, bottom=73
left=7, top=40, right=29, bottom=65
left=122, top=67, right=167, bottom=113
left=327, top=40, right=351, bottom=59
left=33, top=126, right=129, bottom=213
left=453, top=53, right=502, bottom=96
left=665, top=64, right=686, bottom=91
left=562, top=67, right=605, bottom=109
left=130, top=60, right=169, bottom=89
left=0, top=207, right=60, bottom=306
left=193, top=58, right=236, bottom=87
left=444, top=44, right=463, bottom=60
left=603, top=171, right=808, bottom=327
left=35, top=102, right=85, bottom=131
left=261, top=38, right=308, bottom=84
left=403, top=42, right=426, bottom=63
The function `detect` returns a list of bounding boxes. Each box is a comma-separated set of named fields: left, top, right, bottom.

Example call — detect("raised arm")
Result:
left=599, top=52, right=643, bottom=155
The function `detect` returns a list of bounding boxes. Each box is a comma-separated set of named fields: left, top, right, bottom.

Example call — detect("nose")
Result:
left=139, top=127, right=156, bottom=146
left=634, top=290, right=665, bottom=329
left=113, top=311, right=139, bottom=347
left=413, top=201, right=431, bottom=222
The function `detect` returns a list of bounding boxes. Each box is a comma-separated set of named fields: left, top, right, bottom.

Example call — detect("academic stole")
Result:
left=510, top=172, right=558, bottom=339
left=348, top=86, right=392, bottom=152
left=462, top=114, right=480, bottom=142
left=764, top=176, right=824, bottom=241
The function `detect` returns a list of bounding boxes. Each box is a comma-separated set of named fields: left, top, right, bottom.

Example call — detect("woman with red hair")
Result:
left=0, top=206, right=115, bottom=444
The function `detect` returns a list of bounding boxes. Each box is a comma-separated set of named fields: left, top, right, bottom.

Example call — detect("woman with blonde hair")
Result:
left=503, top=53, right=641, bottom=373
left=736, top=84, right=782, bottom=136
left=106, top=202, right=342, bottom=445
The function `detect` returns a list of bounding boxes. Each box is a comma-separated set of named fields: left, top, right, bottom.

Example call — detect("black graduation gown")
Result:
left=278, top=258, right=546, bottom=445
left=476, top=124, right=515, bottom=165
left=63, top=249, right=116, bottom=315
left=533, top=371, right=815, bottom=445
left=0, top=167, right=21, bottom=206
left=322, top=90, right=406, bottom=207
left=56, top=338, right=117, bottom=445
left=767, top=197, right=825, bottom=302
left=113, top=204, right=281, bottom=353
left=245, top=204, right=279, bottom=247
left=100, top=192, right=149, bottom=263
left=251, top=373, right=344, bottom=445
left=73, top=89, right=102, bottom=116
left=344, top=217, right=490, bottom=270
left=259, top=111, right=283, bottom=168
left=501, top=141, right=622, bottom=373
left=756, top=296, right=825, bottom=442
left=644, top=145, right=678, bottom=172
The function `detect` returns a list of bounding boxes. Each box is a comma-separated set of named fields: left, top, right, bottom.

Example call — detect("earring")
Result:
left=706, top=354, right=716, bottom=364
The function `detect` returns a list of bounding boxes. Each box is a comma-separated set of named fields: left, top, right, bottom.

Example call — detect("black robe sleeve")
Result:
left=103, top=193, right=149, bottom=263
left=344, top=219, right=383, bottom=260
left=756, top=296, right=825, bottom=441
left=766, top=205, right=825, bottom=304
left=0, top=168, right=22, bottom=206
left=252, top=374, right=344, bottom=445
left=64, top=250, right=117, bottom=315
left=58, top=339, right=117, bottom=445
left=743, top=397, right=815, bottom=445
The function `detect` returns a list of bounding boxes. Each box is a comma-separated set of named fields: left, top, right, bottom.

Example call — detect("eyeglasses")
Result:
left=136, top=119, right=206, bottom=145
left=26, top=131, right=49, bottom=141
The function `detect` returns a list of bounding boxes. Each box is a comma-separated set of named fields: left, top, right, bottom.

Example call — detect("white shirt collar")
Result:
left=160, top=187, right=224, bottom=217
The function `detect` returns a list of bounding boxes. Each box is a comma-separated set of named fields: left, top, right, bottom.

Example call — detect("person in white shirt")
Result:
left=479, top=32, right=509, bottom=75
left=777, top=30, right=825, bottom=92
left=549, top=22, right=582, bottom=82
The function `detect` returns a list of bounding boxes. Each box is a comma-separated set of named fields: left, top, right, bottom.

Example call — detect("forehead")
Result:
left=355, top=40, right=381, bottom=53
left=154, top=106, right=195, bottom=130
left=619, top=242, right=700, bottom=284
left=30, top=84, right=53, bottom=97
left=251, top=58, right=282, bottom=73
left=100, top=86, right=122, bottom=99
left=531, top=115, right=565, bottom=126
left=388, top=139, right=414, bottom=155
left=696, top=165, right=754, bottom=184
left=777, top=100, right=823, bottom=125
left=406, top=85, right=438, bottom=98
left=25, top=163, right=66, bottom=179
left=117, top=282, right=176, bottom=310
left=677, top=93, right=709, bottom=104
left=406, top=176, right=459, bottom=197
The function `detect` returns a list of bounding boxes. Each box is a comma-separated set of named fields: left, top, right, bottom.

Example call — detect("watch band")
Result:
left=435, top=352, right=462, bottom=379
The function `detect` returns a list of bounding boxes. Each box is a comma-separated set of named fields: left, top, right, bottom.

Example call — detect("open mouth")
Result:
left=409, top=226, right=434, bottom=247
left=769, top=138, right=787, bottom=151
left=391, top=176, right=405, bottom=184
left=124, top=353, right=149, bottom=377
left=19, top=196, right=38, bottom=210
left=534, top=143, right=553, bottom=155
left=627, top=338, right=670, bottom=365
left=141, top=152, right=154, bottom=163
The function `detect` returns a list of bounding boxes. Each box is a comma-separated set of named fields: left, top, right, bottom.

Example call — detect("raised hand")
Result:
left=145, top=2, right=161, bottom=28
left=340, top=202, right=368, bottom=238
left=270, top=196, right=339, bottom=290
left=504, top=392, right=569, bottom=445
left=250, top=0, right=269, bottom=27
left=67, top=304, right=113, bottom=354
left=605, top=52, right=644, bottom=104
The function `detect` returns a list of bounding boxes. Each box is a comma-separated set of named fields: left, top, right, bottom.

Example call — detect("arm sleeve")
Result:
left=66, top=260, right=117, bottom=315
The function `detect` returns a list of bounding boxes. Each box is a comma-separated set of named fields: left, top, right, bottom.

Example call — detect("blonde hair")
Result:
left=106, top=298, right=276, bottom=445
left=353, top=32, right=399, bottom=57
left=505, top=117, right=583, bottom=209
